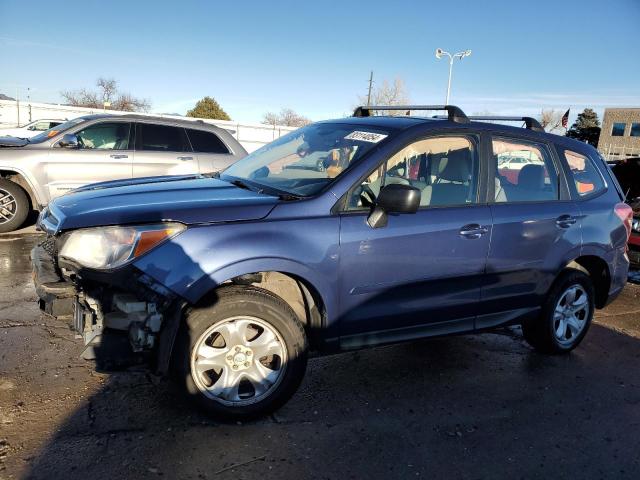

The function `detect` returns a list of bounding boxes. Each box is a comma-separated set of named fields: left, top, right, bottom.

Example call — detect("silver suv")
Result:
left=0, top=114, right=247, bottom=232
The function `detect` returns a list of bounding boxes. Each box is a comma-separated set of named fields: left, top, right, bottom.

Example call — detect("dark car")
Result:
left=32, top=105, right=632, bottom=419
left=610, top=157, right=640, bottom=266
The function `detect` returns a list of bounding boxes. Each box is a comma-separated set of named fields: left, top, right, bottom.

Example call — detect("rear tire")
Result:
left=0, top=179, right=29, bottom=233
left=173, top=286, right=308, bottom=420
left=522, top=270, right=594, bottom=354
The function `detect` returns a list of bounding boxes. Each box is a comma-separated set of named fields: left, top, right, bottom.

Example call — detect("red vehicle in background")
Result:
left=610, top=157, right=640, bottom=267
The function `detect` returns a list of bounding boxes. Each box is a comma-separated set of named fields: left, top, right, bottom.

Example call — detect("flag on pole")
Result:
left=561, top=109, right=570, bottom=129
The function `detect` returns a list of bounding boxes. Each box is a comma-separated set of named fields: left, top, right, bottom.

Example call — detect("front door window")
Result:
left=348, top=135, right=478, bottom=210
left=75, top=122, right=131, bottom=150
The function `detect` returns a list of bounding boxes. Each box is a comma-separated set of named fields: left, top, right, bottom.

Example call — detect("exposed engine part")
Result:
left=74, top=293, right=104, bottom=346
left=103, top=293, right=164, bottom=352
left=78, top=292, right=164, bottom=354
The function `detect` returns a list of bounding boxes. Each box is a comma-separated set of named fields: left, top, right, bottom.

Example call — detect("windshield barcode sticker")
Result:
left=345, top=131, right=388, bottom=143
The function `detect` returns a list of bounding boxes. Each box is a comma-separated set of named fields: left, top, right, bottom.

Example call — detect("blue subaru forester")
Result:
left=32, top=106, right=633, bottom=419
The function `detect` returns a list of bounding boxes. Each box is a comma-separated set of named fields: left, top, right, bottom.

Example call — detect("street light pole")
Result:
left=446, top=56, right=454, bottom=105
left=435, top=48, right=472, bottom=105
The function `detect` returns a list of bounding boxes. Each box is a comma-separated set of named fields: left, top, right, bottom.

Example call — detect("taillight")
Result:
left=614, top=202, right=633, bottom=240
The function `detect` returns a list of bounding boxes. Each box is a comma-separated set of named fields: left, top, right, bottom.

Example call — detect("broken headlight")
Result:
left=58, top=223, right=186, bottom=270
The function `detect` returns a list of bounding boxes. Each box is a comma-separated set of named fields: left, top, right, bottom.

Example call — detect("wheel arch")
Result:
left=197, top=268, right=329, bottom=334
left=156, top=268, right=330, bottom=376
left=0, top=168, right=41, bottom=210
left=564, top=255, right=611, bottom=309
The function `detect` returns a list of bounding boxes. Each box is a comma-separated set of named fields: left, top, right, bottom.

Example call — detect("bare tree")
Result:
left=111, top=92, right=151, bottom=112
left=538, top=109, right=563, bottom=133
left=96, top=78, right=117, bottom=104
left=357, top=77, right=410, bottom=115
left=61, top=77, right=150, bottom=112
left=262, top=108, right=311, bottom=127
left=61, top=88, right=100, bottom=108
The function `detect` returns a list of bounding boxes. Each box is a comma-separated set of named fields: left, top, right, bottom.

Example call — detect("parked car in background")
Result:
left=0, top=118, right=66, bottom=138
left=32, top=105, right=631, bottom=419
left=0, top=114, right=247, bottom=232
left=610, top=157, right=640, bottom=266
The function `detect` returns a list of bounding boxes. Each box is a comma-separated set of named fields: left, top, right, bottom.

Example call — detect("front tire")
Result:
left=0, top=179, right=29, bottom=233
left=522, top=270, right=594, bottom=354
left=173, top=286, right=308, bottom=420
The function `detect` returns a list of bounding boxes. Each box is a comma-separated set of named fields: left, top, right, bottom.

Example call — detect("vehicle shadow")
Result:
left=22, top=322, right=640, bottom=479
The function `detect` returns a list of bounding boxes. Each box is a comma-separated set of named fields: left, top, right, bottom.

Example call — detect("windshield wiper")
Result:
left=227, top=177, right=301, bottom=200
left=277, top=193, right=302, bottom=201
left=230, top=179, right=254, bottom=191
left=230, top=178, right=267, bottom=194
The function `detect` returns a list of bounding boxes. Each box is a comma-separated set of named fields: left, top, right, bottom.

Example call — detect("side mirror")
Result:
left=367, top=183, right=420, bottom=228
left=58, top=134, right=79, bottom=149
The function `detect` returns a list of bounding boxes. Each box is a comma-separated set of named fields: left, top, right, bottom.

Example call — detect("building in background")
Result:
left=598, top=108, right=640, bottom=161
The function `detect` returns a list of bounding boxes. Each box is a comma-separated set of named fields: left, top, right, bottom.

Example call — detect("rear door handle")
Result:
left=109, top=154, right=128, bottom=159
left=556, top=215, right=577, bottom=228
left=459, top=224, right=489, bottom=239
left=177, top=156, right=193, bottom=161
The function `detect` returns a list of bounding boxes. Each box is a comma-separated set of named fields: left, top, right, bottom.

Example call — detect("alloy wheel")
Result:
left=0, top=188, right=17, bottom=225
left=190, top=316, right=287, bottom=406
left=553, top=284, right=590, bottom=346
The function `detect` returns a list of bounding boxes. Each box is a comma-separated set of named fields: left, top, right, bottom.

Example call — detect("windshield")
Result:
left=220, top=123, right=389, bottom=197
left=29, top=117, right=86, bottom=143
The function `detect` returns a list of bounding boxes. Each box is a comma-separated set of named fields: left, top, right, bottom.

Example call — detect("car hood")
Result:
left=41, top=175, right=280, bottom=233
left=0, top=136, right=29, bottom=147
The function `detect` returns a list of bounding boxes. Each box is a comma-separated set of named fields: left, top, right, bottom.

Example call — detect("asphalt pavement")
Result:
left=0, top=231, right=639, bottom=480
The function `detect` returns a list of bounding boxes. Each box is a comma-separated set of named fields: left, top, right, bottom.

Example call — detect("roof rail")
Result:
left=466, top=116, right=545, bottom=133
left=353, top=105, right=469, bottom=124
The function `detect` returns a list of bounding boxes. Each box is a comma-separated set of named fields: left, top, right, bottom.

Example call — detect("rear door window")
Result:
left=493, top=137, right=559, bottom=202
left=136, top=123, right=190, bottom=152
left=564, top=150, right=606, bottom=197
left=186, top=128, right=229, bottom=154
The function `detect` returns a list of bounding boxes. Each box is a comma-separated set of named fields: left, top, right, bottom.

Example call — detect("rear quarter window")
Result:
left=563, top=149, right=606, bottom=197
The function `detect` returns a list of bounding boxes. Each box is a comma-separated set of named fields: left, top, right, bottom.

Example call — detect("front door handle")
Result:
left=177, top=156, right=193, bottom=161
left=556, top=215, right=577, bottom=228
left=459, top=224, right=489, bottom=239
left=109, top=154, right=128, bottom=159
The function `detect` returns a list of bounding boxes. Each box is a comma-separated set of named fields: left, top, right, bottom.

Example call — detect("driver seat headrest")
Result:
left=437, top=148, right=471, bottom=183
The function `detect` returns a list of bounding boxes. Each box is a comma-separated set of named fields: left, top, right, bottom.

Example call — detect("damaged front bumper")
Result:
left=31, top=242, right=76, bottom=317
left=31, top=239, right=183, bottom=372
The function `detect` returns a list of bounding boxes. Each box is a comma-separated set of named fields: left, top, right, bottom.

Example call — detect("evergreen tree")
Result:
left=186, top=97, right=231, bottom=120
left=566, top=108, right=601, bottom=146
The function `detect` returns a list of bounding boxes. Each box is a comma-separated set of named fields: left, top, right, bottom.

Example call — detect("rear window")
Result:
left=137, top=123, right=190, bottom=152
left=493, top=138, right=559, bottom=203
left=186, top=129, right=229, bottom=154
left=564, top=150, right=606, bottom=197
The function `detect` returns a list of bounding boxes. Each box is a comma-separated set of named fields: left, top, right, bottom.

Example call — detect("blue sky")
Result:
left=1, top=0, right=639, bottom=124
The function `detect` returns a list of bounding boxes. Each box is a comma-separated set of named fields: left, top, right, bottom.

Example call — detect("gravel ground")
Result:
left=1, top=233, right=639, bottom=480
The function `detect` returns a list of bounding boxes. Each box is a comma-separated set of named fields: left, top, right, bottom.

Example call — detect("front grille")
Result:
left=40, top=235, right=58, bottom=257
